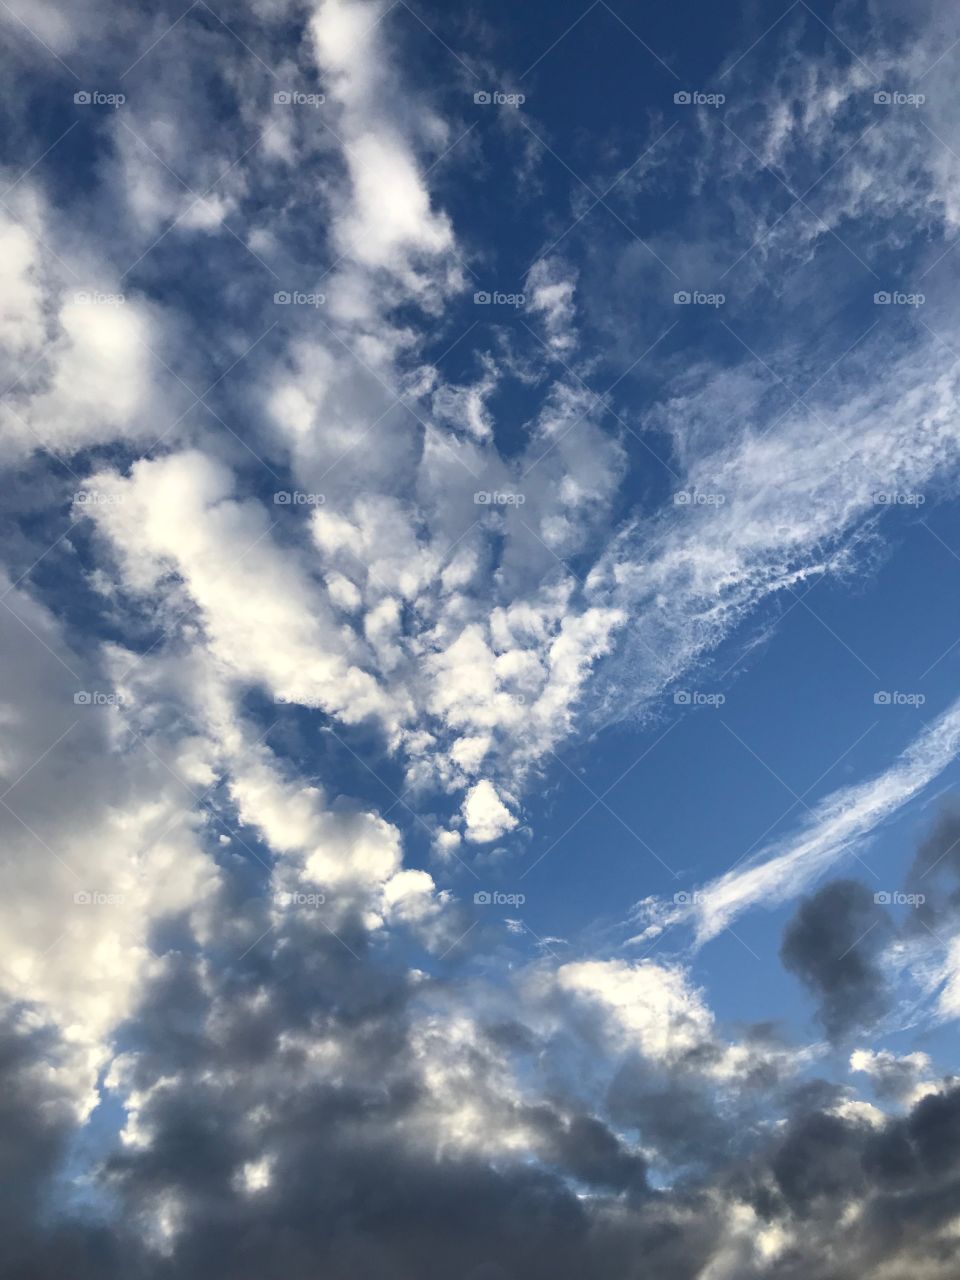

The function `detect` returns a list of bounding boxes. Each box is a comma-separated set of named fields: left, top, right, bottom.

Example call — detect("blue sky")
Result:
left=4, top=0, right=960, bottom=1276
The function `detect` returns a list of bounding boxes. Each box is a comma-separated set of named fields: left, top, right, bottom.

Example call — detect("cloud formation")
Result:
left=4, top=0, right=960, bottom=1276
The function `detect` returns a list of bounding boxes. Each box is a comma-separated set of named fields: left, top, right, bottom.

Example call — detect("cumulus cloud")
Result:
left=461, top=778, right=517, bottom=843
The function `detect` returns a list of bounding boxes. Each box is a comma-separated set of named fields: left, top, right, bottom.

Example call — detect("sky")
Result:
left=3, top=0, right=960, bottom=1276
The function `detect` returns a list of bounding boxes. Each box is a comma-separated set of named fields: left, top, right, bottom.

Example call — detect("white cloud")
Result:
left=462, top=778, right=517, bottom=843
left=0, top=575, right=220, bottom=1114
left=525, top=258, right=578, bottom=355
left=590, top=334, right=960, bottom=726
left=81, top=450, right=406, bottom=734
left=551, top=957, right=813, bottom=1084
left=556, top=958, right=714, bottom=1063
left=308, top=0, right=458, bottom=293
left=0, top=195, right=160, bottom=463
left=682, top=694, right=960, bottom=943
left=850, top=1048, right=941, bottom=1106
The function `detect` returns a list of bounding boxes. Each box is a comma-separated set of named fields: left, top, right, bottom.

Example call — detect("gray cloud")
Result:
left=781, top=880, right=895, bottom=1040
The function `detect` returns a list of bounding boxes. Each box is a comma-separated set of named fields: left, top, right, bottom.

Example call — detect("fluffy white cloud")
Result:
left=556, top=958, right=715, bottom=1063
left=0, top=195, right=160, bottom=463
left=81, top=450, right=405, bottom=733
left=308, top=0, right=458, bottom=292
left=461, top=779, right=517, bottom=844
left=0, top=575, right=220, bottom=1119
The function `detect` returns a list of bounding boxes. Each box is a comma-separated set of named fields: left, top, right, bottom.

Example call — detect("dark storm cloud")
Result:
left=906, top=806, right=960, bottom=932
left=771, top=1110, right=867, bottom=1212
left=85, top=928, right=720, bottom=1280
left=17, top=932, right=960, bottom=1280
left=909, top=807, right=960, bottom=885
left=780, top=879, right=895, bottom=1040
left=0, top=1006, right=147, bottom=1280
left=606, top=1060, right=732, bottom=1167
left=4, top=814, right=960, bottom=1280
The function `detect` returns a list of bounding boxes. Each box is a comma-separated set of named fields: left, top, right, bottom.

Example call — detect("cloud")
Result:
left=8, top=2, right=960, bottom=1277
left=308, top=0, right=459, bottom=293
left=525, top=258, right=578, bottom=355
left=589, top=328, right=960, bottom=728
left=0, top=195, right=161, bottom=463
left=850, top=1048, right=941, bottom=1107
left=781, top=880, right=895, bottom=1040
left=682, top=695, right=960, bottom=943
left=82, top=449, right=405, bottom=733
left=461, top=778, right=517, bottom=843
